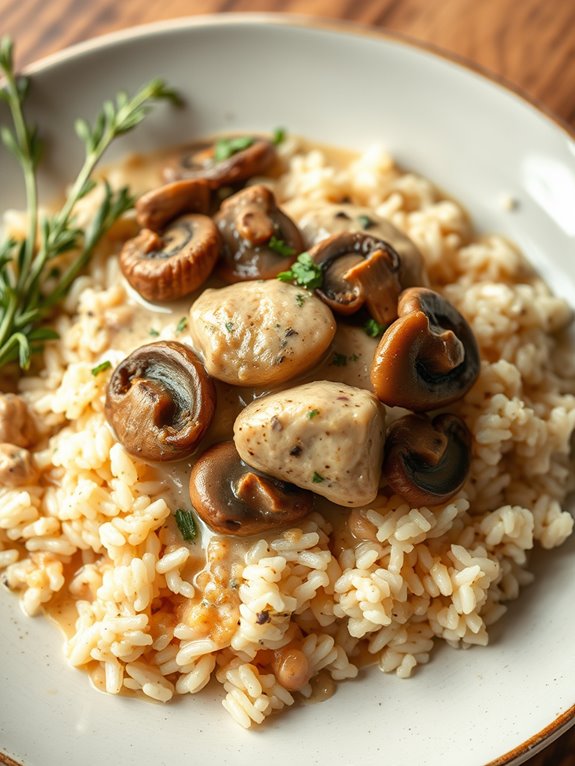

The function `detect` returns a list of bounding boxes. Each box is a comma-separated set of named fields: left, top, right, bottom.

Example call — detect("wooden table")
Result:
left=1, top=1, right=574, bottom=764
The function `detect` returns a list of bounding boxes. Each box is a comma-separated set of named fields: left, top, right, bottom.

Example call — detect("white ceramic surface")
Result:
left=1, top=16, right=574, bottom=766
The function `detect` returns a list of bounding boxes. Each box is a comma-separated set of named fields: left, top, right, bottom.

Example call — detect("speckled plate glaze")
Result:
left=1, top=16, right=574, bottom=766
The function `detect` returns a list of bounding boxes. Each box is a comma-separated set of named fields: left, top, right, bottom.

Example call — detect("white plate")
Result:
left=1, top=16, right=574, bottom=766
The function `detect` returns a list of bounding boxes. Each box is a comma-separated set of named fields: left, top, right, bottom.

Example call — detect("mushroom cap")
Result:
left=382, top=413, right=472, bottom=507
left=215, top=185, right=303, bottom=282
left=189, top=441, right=313, bottom=536
left=162, top=137, right=277, bottom=188
left=120, top=213, right=220, bottom=302
left=371, top=287, right=480, bottom=411
left=135, top=179, right=211, bottom=232
left=308, top=231, right=402, bottom=325
left=292, top=202, right=429, bottom=289
left=105, top=341, right=216, bottom=462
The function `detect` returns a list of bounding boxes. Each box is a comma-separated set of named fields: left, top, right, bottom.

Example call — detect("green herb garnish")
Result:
left=176, top=316, right=188, bottom=334
left=91, top=360, right=112, bottom=376
left=307, top=409, right=320, bottom=419
left=357, top=214, right=375, bottom=230
left=0, top=37, right=179, bottom=372
left=272, top=127, right=286, bottom=145
left=149, top=328, right=160, bottom=337
left=268, top=235, right=295, bottom=257
left=330, top=352, right=348, bottom=367
left=214, top=135, right=254, bottom=162
left=225, top=321, right=234, bottom=332
left=364, top=318, right=388, bottom=338
left=312, top=472, right=325, bottom=484
left=174, top=508, right=197, bottom=542
left=295, top=293, right=306, bottom=307
left=277, top=252, right=322, bottom=290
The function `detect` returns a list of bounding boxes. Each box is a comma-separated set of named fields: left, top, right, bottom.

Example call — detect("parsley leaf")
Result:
left=307, top=409, right=320, bottom=419
left=330, top=352, right=348, bottom=367
left=91, top=360, right=112, bottom=376
left=149, top=328, right=160, bottom=337
left=364, top=318, right=388, bottom=338
left=312, top=472, right=325, bottom=484
left=273, top=127, right=286, bottom=145
left=277, top=252, right=322, bottom=290
left=295, top=293, right=306, bottom=307
left=357, top=214, right=375, bottom=230
left=214, top=136, right=254, bottom=162
left=225, top=321, right=234, bottom=332
left=268, top=235, right=296, bottom=257
left=174, top=509, right=197, bottom=542
left=176, top=316, right=188, bottom=334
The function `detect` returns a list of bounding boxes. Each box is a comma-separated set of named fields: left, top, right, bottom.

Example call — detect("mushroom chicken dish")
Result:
left=1, top=134, right=574, bottom=729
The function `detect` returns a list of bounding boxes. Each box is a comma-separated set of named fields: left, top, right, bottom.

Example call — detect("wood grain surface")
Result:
left=0, top=0, right=574, bottom=764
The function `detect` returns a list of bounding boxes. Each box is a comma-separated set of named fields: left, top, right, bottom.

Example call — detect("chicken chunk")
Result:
left=0, top=443, right=38, bottom=487
left=233, top=381, right=385, bottom=507
left=0, top=394, right=36, bottom=448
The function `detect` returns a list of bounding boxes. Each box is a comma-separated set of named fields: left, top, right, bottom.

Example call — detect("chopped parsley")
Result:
left=176, top=316, right=188, bottom=334
left=268, top=235, right=296, bottom=257
left=331, top=352, right=348, bottom=367
left=307, top=409, right=320, bottom=419
left=295, top=293, right=306, bottom=307
left=272, top=127, right=286, bottom=145
left=330, top=352, right=359, bottom=367
left=312, top=472, right=325, bottom=484
left=91, top=360, right=112, bottom=376
left=214, top=135, right=254, bottom=162
left=277, top=252, right=323, bottom=290
left=149, top=328, right=160, bottom=337
left=225, top=321, right=234, bottom=332
left=364, top=318, right=388, bottom=338
left=358, top=214, right=375, bottom=230
left=174, top=509, right=197, bottom=542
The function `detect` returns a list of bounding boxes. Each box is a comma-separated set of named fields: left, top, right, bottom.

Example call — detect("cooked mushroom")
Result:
left=215, top=185, right=303, bottom=282
left=188, top=280, right=336, bottom=386
left=371, top=287, right=480, bottom=411
left=162, top=136, right=277, bottom=188
left=136, top=179, right=210, bottom=232
left=0, top=444, right=38, bottom=487
left=382, top=413, right=472, bottom=507
left=120, top=214, right=220, bottom=302
left=0, top=394, right=36, bottom=448
left=292, top=202, right=429, bottom=289
left=189, top=441, right=313, bottom=536
left=105, top=341, right=216, bottom=461
left=308, top=232, right=402, bottom=325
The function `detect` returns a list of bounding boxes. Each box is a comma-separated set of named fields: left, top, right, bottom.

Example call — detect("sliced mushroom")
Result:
left=162, top=137, right=277, bottom=188
left=291, top=202, right=429, bottom=289
left=382, top=413, right=472, bottom=507
left=0, top=394, right=36, bottom=448
left=105, top=341, right=216, bottom=462
left=189, top=441, right=313, bottom=536
left=188, top=280, right=336, bottom=386
left=215, top=185, right=303, bottom=282
left=0, top=443, right=38, bottom=487
left=371, top=287, right=480, bottom=411
left=308, top=232, right=402, bottom=325
left=120, top=214, right=220, bottom=302
left=136, top=179, right=211, bottom=232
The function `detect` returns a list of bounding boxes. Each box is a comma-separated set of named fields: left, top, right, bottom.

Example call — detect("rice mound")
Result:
left=1, top=139, right=574, bottom=728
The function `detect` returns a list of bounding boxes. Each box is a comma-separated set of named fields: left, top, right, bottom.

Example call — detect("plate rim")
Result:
left=2, top=14, right=574, bottom=766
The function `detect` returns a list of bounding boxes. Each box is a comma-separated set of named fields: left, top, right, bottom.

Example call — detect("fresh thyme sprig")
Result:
left=0, top=37, right=180, bottom=371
